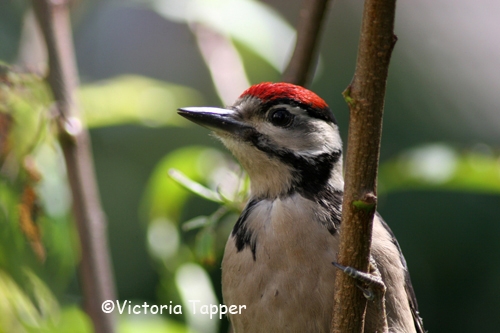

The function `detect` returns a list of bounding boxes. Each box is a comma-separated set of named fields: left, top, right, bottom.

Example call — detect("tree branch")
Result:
left=31, top=1, right=117, bottom=332
left=282, top=0, right=332, bottom=86
left=331, top=0, right=397, bottom=332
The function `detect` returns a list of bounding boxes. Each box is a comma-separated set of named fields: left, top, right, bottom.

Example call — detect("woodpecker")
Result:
left=178, top=82, right=424, bottom=333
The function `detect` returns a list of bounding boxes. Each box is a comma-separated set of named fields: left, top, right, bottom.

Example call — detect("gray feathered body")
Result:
left=222, top=191, right=419, bottom=333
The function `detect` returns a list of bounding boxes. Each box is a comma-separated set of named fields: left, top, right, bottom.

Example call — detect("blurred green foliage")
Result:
left=0, top=269, right=92, bottom=333
left=0, top=62, right=201, bottom=331
left=80, top=75, right=202, bottom=128
left=379, top=144, right=500, bottom=194
left=118, top=313, right=188, bottom=333
left=1, top=1, right=500, bottom=333
left=0, top=66, right=83, bottom=332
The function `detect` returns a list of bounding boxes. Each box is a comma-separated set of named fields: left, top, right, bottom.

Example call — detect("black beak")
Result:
left=177, top=107, right=251, bottom=135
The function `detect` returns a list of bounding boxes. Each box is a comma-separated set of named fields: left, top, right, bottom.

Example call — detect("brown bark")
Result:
left=331, top=0, right=397, bottom=332
left=282, top=0, right=332, bottom=86
left=31, top=1, right=117, bottom=332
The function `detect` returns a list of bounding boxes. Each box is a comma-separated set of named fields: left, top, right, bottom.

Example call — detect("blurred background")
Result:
left=1, top=0, right=500, bottom=332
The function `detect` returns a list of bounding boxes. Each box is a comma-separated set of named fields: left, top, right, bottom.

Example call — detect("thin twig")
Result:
left=31, top=1, right=117, bottom=332
left=16, top=8, right=47, bottom=75
left=330, top=0, right=397, bottom=332
left=282, top=0, right=332, bottom=86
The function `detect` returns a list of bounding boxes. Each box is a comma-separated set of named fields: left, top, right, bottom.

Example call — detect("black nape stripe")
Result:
left=232, top=198, right=260, bottom=260
left=291, top=150, right=342, bottom=200
left=316, top=186, right=343, bottom=235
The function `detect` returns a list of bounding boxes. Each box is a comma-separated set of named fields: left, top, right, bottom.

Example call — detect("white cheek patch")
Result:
left=256, top=118, right=342, bottom=157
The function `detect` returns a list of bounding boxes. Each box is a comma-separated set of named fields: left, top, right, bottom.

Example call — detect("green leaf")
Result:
left=24, top=269, right=60, bottom=324
left=379, top=144, right=500, bottom=194
left=53, top=306, right=92, bottom=333
left=141, top=146, right=231, bottom=223
left=150, top=0, right=295, bottom=72
left=0, top=269, right=67, bottom=333
left=79, top=75, right=203, bottom=128
left=168, top=169, right=222, bottom=203
left=352, top=200, right=376, bottom=211
left=0, top=269, right=40, bottom=332
left=1, top=69, right=51, bottom=161
left=195, top=228, right=216, bottom=265
left=118, top=312, right=188, bottom=333
left=181, top=216, right=209, bottom=231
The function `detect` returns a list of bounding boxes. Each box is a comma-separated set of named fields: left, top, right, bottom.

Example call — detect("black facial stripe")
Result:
left=261, top=98, right=337, bottom=124
left=232, top=198, right=260, bottom=260
left=240, top=127, right=341, bottom=198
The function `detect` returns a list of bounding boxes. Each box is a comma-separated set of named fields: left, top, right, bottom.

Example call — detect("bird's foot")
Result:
left=332, top=260, right=386, bottom=301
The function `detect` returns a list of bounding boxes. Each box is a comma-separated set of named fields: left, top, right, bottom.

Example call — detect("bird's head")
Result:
left=178, top=82, right=343, bottom=199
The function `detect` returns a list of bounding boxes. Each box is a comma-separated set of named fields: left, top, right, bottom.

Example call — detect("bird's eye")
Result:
left=269, top=108, right=294, bottom=127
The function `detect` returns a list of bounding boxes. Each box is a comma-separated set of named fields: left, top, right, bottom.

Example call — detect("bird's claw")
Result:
left=332, top=261, right=386, bottom=301
left=359, top=285, right=375, bottom=301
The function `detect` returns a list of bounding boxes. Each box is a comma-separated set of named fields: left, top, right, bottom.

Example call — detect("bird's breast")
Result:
left=221, top=194, right=339, bottom=333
